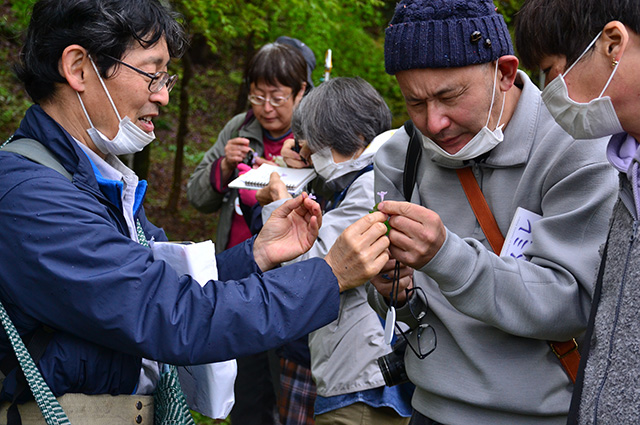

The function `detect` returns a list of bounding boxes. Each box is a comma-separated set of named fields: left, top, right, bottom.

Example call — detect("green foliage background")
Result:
left=1, top=0, right=526, bottom=137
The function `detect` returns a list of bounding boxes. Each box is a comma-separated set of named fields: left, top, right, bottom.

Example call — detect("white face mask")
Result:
left=421, top=61, right=506, bottom=161
left=76, top=57, right=156, bottom=155
left=311, top=146, right=367, bottom=183
left=541, top=31, right=624, bottom=139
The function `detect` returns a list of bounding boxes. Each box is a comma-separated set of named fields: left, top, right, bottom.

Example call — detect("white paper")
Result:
left=178, top=361, right=236, bottom=419
left=228, top=163, right=317, bottom=196
left=500, top=207, right=542, bottom=259
left=150, top=240, right=236, bottom=419
left=150, top=240, right=217, bottom=286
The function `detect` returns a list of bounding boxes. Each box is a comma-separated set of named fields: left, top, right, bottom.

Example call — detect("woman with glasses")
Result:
left=188, top=41, right=312, bottom=253
left=187, top=39, right=314, bottom=425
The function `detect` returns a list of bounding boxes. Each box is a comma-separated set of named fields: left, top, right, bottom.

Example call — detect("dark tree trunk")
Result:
left=233, top=33, right=257, bottom=116
left=133, top=145, right=151, bottom=180
left=166, top=50, right=194, bottom=212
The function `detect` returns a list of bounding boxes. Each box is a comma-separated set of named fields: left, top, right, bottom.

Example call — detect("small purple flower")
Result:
left=247, top=147, right=257, bottom=165
left=377, top=191, right=387, bottom=202
left=308, top=194, right=317, bottom=200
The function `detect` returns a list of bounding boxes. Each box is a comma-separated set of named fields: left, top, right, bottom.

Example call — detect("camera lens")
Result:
left=377, top=340, right=410, bottom=387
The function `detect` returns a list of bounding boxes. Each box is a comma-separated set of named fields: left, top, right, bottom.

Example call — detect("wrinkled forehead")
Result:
left=395, top=63, right=493, bottom=98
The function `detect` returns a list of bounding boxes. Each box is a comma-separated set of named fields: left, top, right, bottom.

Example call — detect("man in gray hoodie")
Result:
left=367, top=0, right=618, bottom=424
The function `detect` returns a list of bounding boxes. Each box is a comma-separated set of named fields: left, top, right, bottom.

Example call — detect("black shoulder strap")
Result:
left=403, top=120, right=422, bottom=202
left=326, top=164, right=374, bottom=213
left=0, top=327, right=55, bottom=378
left=2, top=138, right=72, bottom=182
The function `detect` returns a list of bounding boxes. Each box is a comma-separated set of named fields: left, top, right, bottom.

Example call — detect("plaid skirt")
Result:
left=278, top=357, right=317, bottom=425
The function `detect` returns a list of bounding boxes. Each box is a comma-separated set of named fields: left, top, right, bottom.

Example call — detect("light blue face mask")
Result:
left=542, top=31, right=624, bottom=139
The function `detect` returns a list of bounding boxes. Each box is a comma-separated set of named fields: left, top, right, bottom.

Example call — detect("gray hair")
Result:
left=291, top=77, right=391, bottom=156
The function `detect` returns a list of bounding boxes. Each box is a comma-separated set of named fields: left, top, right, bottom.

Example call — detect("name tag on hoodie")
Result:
left=500, top=207, right=542, bottom=260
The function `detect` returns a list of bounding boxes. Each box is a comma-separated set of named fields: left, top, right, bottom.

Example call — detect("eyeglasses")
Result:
left=389, top=265, right=437, bottom=360
left=407, top=323, right=437, bottom=359
left=248, top=93, right=292, bottom=107
left=104, top=54, right=177, bottom=93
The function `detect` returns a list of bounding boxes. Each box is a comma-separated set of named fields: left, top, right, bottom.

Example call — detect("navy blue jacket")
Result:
left=0, top=105, right=339, bottom=399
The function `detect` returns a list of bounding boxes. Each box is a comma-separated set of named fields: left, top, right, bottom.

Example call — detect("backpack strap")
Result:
left=0, top=137, right=72, bottom=424
left=326, top=164, right=374, bottom=212
left=0, top=137, right=67, bottom=379
left=402, top=121, right=422, bottom=202
left=5, top=327, right=56, bottom=425
left=0, top=298, right=69, bottom=425
left=1, top=138, right=72, bottom=182
left=0, top=327, right=55, bottom=380
left=230, top=109, right=256, bottom=140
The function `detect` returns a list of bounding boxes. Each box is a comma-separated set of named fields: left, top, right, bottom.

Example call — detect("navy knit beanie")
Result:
left=385, top=0, right=514, bottom=74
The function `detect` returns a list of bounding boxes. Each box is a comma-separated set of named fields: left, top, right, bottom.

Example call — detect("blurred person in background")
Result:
left=187, top=37, right=315, bottom=425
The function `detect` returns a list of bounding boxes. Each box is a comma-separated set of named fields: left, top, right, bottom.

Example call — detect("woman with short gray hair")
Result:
left=294, top=76, right=391, bottom=156
left=260, top=77, right=412, bottom=425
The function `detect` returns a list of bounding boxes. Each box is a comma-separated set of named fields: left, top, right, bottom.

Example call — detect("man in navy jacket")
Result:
left=0, top=0, right=390, bottom=403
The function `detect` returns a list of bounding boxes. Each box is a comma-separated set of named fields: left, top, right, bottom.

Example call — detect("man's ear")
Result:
left=601, top=21, right=629, bottom=63
left=496, top=55, right=519, bottom=92
left=59, top=45, right=90, bottom=92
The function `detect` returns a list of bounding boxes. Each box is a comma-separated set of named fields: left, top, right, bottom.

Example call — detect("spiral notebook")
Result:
left=228, top=163, right=317, bottom=196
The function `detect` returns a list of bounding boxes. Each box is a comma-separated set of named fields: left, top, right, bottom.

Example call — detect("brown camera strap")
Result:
left=456, top=166, right=580, bottom=383
left=455, top=167, right=504, bottom=255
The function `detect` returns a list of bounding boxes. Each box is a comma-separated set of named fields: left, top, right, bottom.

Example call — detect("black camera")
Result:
left=377, top=334, right=410, bottom=387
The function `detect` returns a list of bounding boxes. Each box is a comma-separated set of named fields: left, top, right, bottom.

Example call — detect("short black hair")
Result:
left=15, top=0, right=188, bottom=103
left=516, top=0, right=640, bottom=71
left=246, top=43, right=308, bottom=98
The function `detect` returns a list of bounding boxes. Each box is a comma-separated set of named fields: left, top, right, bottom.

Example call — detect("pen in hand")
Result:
left=293, top=139, right=308, bottom=165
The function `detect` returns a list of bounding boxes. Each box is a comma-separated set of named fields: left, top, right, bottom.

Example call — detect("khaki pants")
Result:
left=314, top=402, right=410, bottom=425
left=0, top=394, right=153, bottom=425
